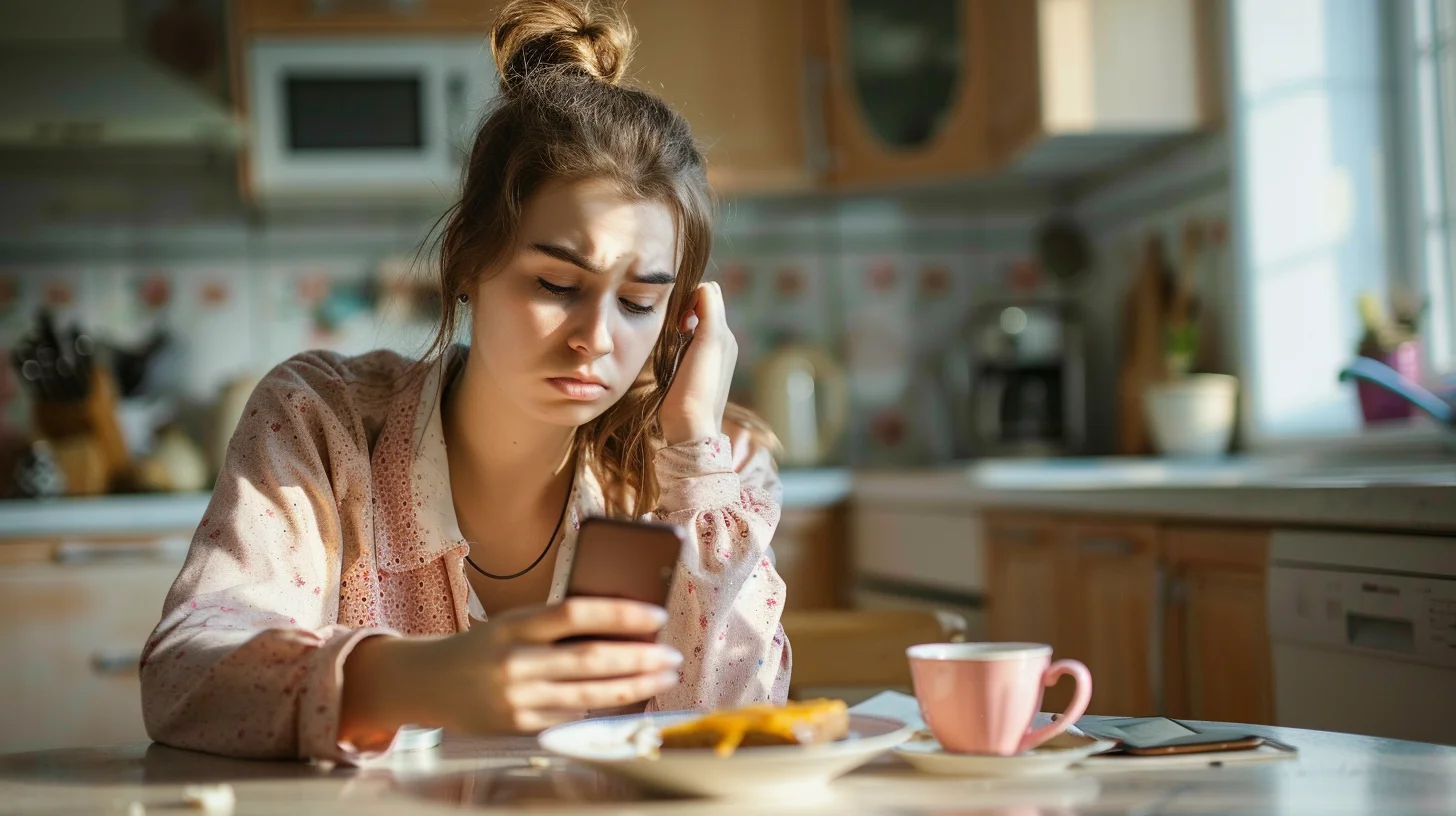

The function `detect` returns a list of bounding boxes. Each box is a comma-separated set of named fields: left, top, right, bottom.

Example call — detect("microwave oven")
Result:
left=246, top=38, right=496, bottom=202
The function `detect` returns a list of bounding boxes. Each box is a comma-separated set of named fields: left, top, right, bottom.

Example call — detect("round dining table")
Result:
left=1, top=721, right=1453, bottom=815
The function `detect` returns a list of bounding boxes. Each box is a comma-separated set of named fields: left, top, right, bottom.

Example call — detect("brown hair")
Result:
left=424, top=0, right=775, bottom=518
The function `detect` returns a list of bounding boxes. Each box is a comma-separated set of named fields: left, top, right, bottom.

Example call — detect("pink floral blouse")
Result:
left=140, top=349, right=791, bottom=763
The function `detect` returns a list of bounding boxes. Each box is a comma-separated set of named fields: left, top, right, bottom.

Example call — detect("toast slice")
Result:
left=658, top=699, right=849, bottom=757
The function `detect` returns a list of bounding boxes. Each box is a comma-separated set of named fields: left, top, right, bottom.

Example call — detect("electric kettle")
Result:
left=754, top=342, right=849, bottom=467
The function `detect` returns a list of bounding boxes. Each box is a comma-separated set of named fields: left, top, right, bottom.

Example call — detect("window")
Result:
left=1229, top=0, right=1389, bottom=442
left=1397, top=0, right=1456, bottom=377
left=1231, top=0, right=1455, bottom=444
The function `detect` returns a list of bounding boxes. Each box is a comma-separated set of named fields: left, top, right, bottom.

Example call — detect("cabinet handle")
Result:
left=1078, top=537, right=1136, bottom=557
left=91, top=650, right=142, bottom=676
left=1167, top=574, right=1189, bottom=604
left=54, top=538, right=189, bottom=565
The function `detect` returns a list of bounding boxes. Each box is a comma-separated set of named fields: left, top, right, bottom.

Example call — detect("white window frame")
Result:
left=1391, top=0, right=1456, bottom=379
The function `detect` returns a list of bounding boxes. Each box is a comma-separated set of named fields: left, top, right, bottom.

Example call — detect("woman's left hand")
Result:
left=659, top=282, right=736, bottom=446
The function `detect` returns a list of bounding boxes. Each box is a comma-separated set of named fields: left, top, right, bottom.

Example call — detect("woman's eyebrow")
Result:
left=530, top=242, right=676, bottom=284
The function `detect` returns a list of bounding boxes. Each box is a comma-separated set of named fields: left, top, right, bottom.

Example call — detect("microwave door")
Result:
left=284, top=75, right=426, bottom=154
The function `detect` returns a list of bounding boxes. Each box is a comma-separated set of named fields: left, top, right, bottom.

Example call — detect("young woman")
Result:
left=140, top=0, right=790, bottom=763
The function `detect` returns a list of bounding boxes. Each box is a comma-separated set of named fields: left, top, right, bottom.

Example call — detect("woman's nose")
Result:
left=568, top=300, right=615, bottom=358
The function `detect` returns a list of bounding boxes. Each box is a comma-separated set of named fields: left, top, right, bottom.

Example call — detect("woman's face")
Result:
left=467, top=178, right=679, bottom=428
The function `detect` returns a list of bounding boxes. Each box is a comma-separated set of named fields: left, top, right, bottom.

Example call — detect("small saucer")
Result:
left=893, top=732, right=1119, bottom=777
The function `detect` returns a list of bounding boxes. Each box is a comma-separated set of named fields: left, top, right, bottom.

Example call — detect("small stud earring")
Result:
left=458, top=293, right=469, bottom=304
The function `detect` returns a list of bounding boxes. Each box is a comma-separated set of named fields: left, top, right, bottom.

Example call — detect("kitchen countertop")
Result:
left=854, top=455, right=1456, bottom=533
left=7, top=451, right=1454, bottom=539
left=0, top=469, right=855, bottom=539
left=1, top=723, right=1452, bottom=815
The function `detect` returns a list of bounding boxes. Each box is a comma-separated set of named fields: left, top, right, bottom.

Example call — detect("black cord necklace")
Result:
left=444, top=351, right=574, bottom=582
left=464, top=477, right=573, bottom=580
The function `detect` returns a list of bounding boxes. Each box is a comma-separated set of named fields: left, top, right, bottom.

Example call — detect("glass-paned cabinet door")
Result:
left=844, top=0, right=962, bottom=149
left=818, top=0, right=989, bottom=187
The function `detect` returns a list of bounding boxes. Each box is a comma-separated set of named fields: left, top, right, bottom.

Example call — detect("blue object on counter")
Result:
left=1339, top=357, right=1455, bottom=428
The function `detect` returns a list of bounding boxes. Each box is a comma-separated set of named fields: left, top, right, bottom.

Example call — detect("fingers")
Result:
left=509, top=670, right=680, bottom=712
left=503, top=642, right=683, bottom=682
left=680, top=282, right=724, bottom=333
left=693, top=281, right=725, bottom=327
left=503, top=598, right=669, bottom=645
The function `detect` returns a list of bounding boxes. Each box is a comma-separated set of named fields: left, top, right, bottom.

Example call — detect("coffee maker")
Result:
left=959, top=300, right=1085, bottom=457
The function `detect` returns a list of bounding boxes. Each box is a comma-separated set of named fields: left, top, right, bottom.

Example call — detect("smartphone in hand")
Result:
left=559, top=517, right=686, bottom=643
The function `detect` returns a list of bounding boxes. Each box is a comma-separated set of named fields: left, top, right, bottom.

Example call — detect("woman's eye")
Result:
left=620, top=299, right=656, bottom=316
left=536, top=278, right=576, bottom=298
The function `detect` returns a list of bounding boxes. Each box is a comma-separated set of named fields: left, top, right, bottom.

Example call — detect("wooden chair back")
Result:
left=781, top=609, right=968, bottom=697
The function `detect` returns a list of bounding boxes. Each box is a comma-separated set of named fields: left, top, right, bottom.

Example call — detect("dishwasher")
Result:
left=1267, top=529, right=1456, bottom=745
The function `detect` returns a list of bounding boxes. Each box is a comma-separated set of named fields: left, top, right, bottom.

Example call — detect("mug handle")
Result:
left=1017, top=658, right=1093, bottom=753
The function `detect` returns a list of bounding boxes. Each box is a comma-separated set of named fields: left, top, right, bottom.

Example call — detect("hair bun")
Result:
left=491, top=0, right=635, bottom=92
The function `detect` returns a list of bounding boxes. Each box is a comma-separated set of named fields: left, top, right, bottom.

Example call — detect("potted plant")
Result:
left=1353, top=290, right=1425, bottom=424
left=1141, top=222, right=1239, bottom=458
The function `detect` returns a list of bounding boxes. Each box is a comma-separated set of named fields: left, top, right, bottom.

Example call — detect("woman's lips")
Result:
left=547, top=377, right=608, bottom=401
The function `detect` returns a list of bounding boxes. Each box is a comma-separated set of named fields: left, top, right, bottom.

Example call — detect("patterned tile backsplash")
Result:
left=0, top=197, right=1048, bottom=466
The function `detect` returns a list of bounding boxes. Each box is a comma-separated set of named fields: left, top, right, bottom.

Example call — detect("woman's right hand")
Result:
left=341, top=598, right=681, bottom=743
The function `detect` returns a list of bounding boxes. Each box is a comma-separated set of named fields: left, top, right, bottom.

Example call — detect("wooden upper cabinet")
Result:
left=628, top=1, right=816, bottom=195
left=233, top=0, right=499, bottom=37
left=981, top=0, right=1212, bottom=172
left=810, top=0, right=993, bottom=189
left=234, top=0, right=816, bottom=196
left=981, top=0, right=1041, bottom=167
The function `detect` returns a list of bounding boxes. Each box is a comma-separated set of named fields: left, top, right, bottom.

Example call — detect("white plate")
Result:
left=893, top=733, right=1119, bottom=777
left=538, top=710, right=914, bottom=799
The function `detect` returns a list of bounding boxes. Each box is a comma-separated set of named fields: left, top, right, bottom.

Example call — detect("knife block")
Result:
left=32, top=367, right=129, bottom=492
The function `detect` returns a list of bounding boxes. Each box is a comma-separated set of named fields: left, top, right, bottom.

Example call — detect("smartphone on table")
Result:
left=1075, top=716, right=1270, bottom=755
left=558, top=517, right=686, bottom=643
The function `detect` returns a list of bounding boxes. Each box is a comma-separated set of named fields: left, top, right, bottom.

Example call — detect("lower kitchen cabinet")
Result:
left=983, top=513, right=1077, bottom=711
left=983, top=515, right=1069, bottom=638
left=1063, top=520, right=1161, bottom=717
left=0, top=535, right=187, bottom=753
left=984, top=511, right=1272, bottom=724
left=1163, top=525, right=1274, bottom=725
left=774, top=505, right=851, bottom=610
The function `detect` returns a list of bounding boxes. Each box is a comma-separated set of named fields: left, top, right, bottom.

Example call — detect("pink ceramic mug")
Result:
left=907, top=642, right=1092, bottom=755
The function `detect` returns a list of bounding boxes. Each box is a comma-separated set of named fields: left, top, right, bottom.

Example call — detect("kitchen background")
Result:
left=2, top=0, right=1454, bottom=757
left=0, top=0, right=1238, bottom=484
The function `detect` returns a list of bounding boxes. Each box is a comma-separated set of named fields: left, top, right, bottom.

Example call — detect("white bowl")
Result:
left=538, top=710, right=914, bottom=800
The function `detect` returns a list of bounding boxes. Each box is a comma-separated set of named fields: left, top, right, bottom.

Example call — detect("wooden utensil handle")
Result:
left=33, top=368, right=129, bottom=489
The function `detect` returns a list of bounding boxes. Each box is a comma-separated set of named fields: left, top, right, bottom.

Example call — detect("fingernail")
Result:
left=653, top=645, right=683, bottom=666
left=656, top=670, right=680, bottom=686
left=647, top=606, right=669, bottom=627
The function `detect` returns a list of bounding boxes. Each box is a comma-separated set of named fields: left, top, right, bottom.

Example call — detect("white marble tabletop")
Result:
left=1, top=721, right=1452, bottom=815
